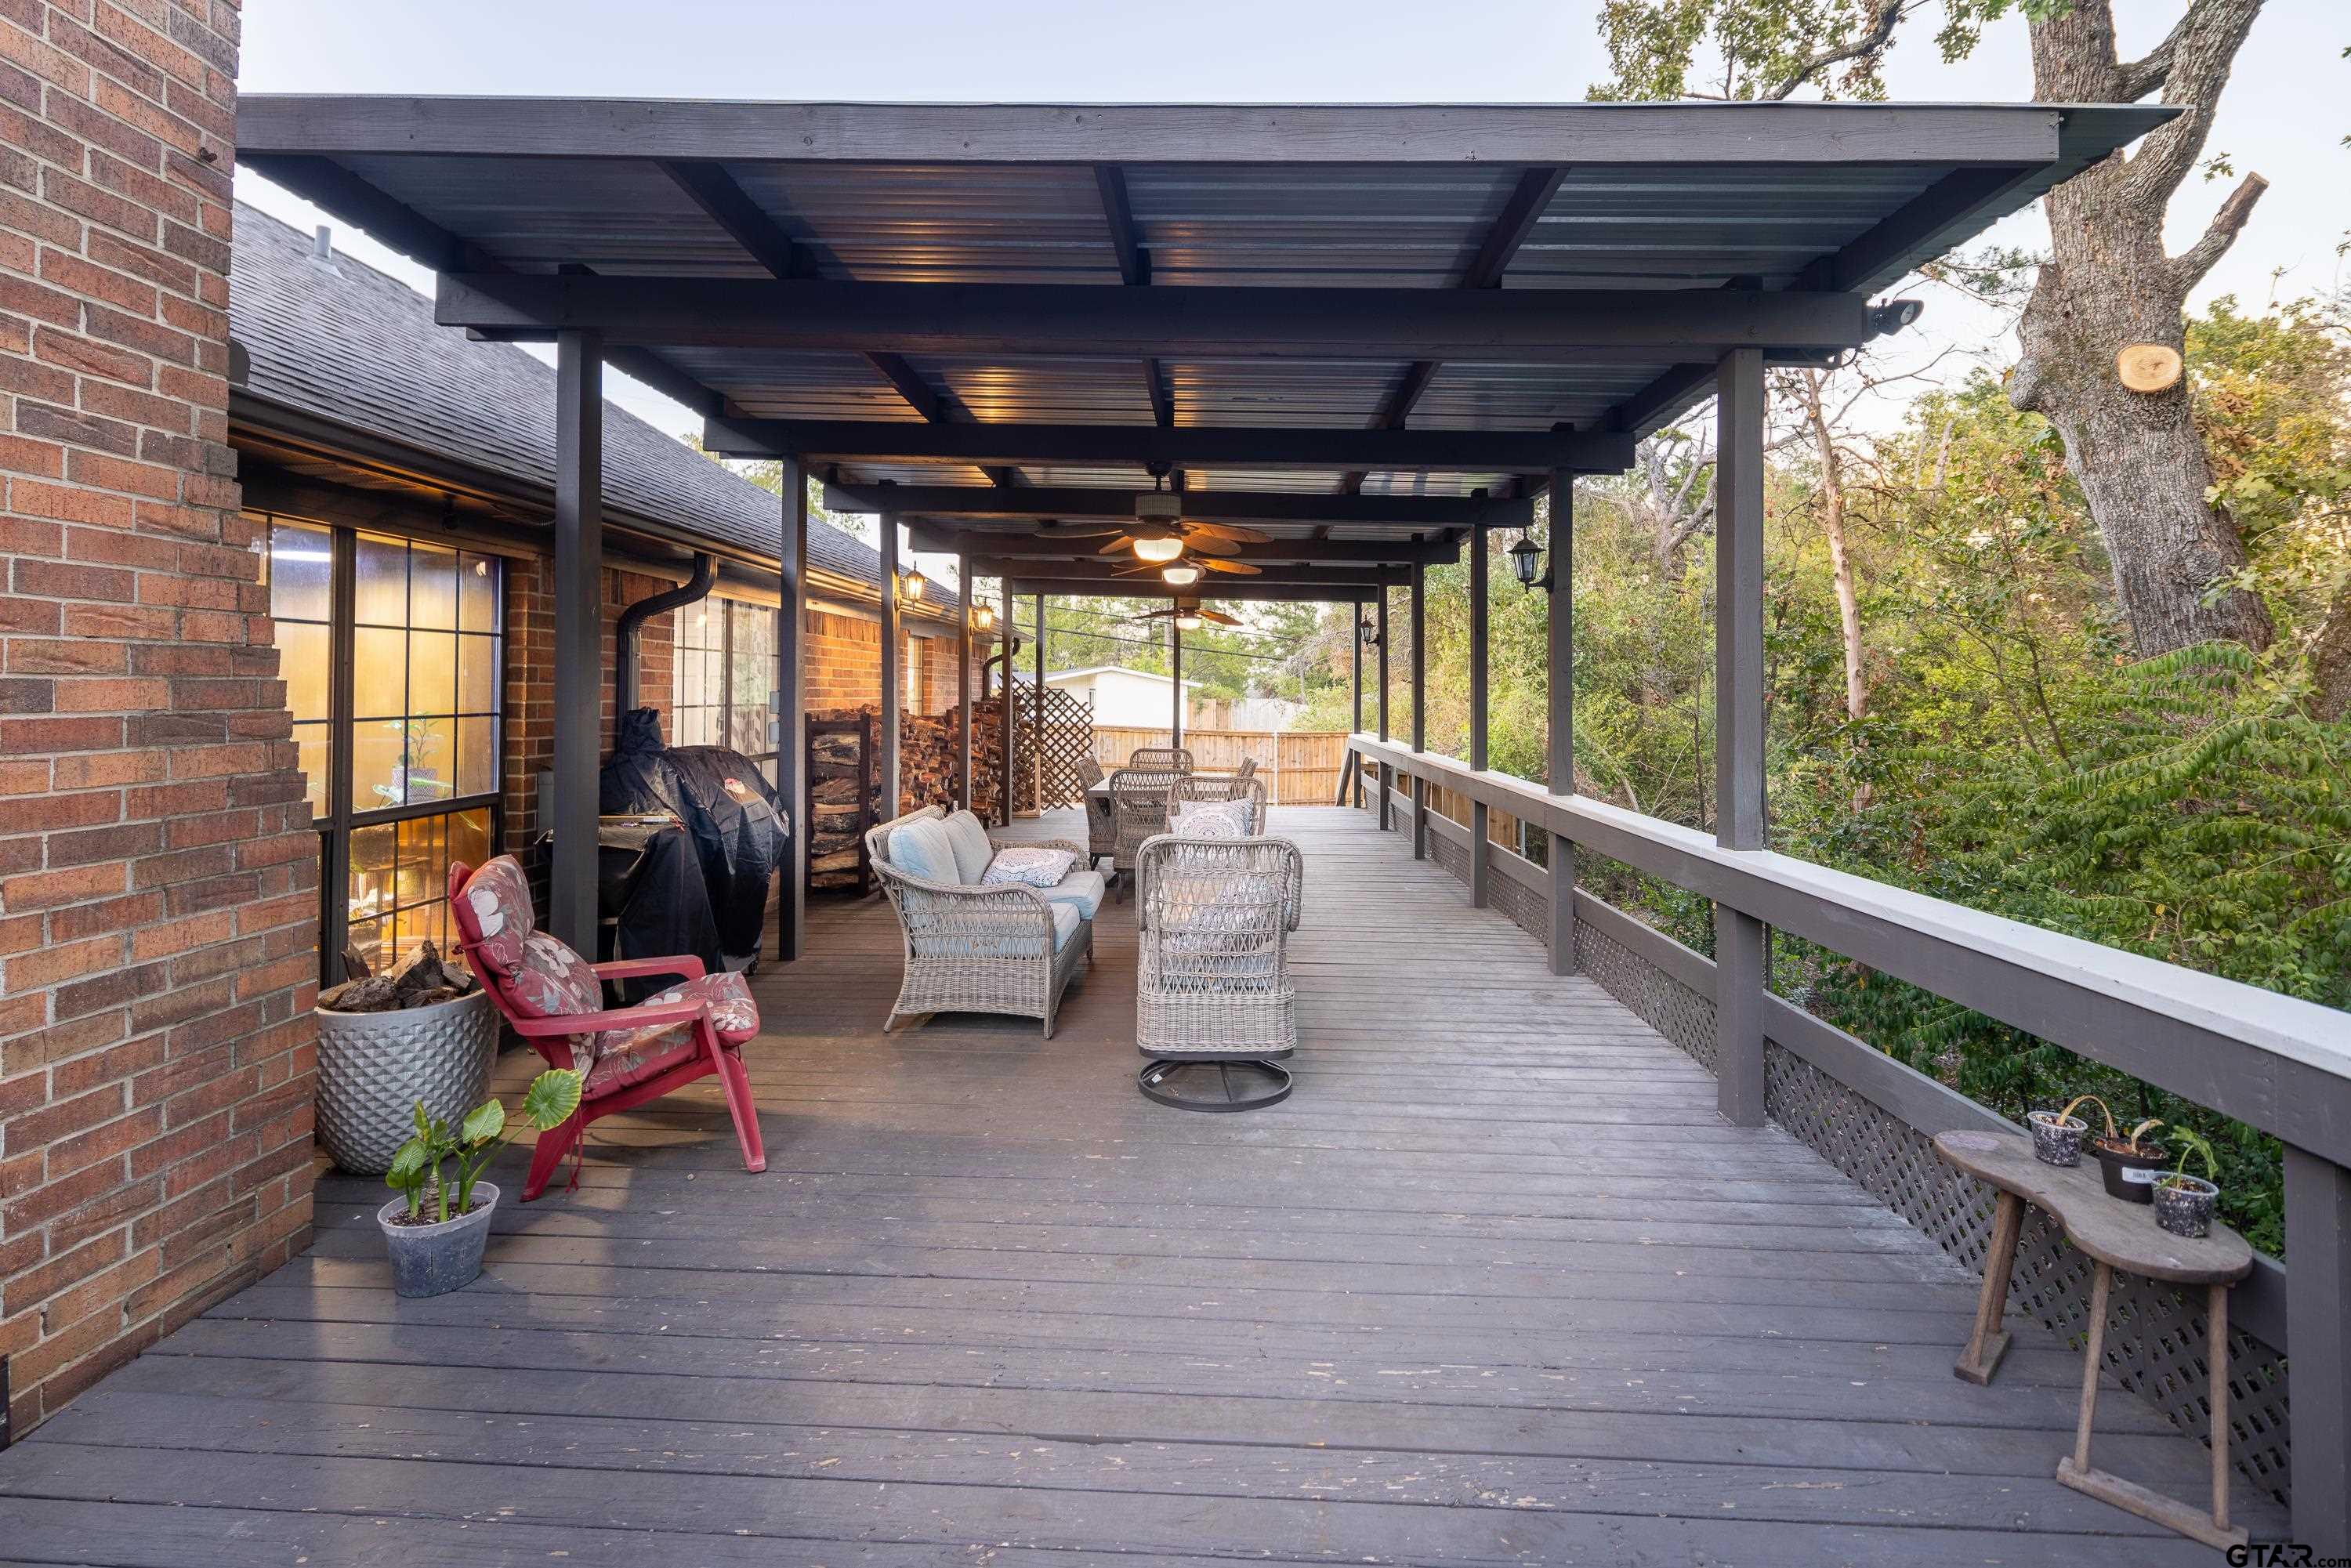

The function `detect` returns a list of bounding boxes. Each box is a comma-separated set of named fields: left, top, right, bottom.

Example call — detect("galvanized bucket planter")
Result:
left=376, top=1181, right=499, bottom=1298
left=315, top=988, right=497, bottom=1175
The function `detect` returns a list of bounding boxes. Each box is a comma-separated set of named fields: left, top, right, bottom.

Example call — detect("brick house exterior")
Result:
left=0, top=108, right=996, bottom=1427
left=0, top=0, right=331, bottom=1439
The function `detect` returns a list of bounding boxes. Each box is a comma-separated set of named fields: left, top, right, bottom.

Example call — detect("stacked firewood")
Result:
left=806, top=702, right=1009, bottom=890
left=319, top=940, right=479, bottom=1012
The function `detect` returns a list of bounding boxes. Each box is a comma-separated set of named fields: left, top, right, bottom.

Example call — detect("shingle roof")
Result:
left=227, top=201, right=956, bottom=612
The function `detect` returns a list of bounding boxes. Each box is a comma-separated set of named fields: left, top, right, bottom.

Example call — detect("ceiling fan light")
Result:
left=1131, top=534, right=1184, bottom=563
left=1160, top=562, right=1203, bottom=587
left=1174, top=614, right=1204, bottom=632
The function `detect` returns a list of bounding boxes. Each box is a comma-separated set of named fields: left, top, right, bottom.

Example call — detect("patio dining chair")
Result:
left=449, top=855, right=766, bottom=1200
left=1108, top=765, right=1184, bottom=893
left=1128, top=745, right=1194, bottom=773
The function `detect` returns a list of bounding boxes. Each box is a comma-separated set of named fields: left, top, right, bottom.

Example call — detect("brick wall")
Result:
left=0, top=0, right=326, bottom=1439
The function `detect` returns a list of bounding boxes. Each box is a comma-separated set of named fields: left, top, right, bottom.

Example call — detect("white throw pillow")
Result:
left=1172, top=798, right=1252, bottom=839
left=982, top=846, right=1079, bottom=889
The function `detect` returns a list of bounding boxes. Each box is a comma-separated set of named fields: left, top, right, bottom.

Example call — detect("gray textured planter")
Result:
left=315, top=988, right=497, bottom=1175
left=377, top=1182, right=498, bottom=1298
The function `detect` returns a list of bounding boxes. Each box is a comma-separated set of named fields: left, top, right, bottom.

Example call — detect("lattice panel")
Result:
left=1559, top=914, right=2291, bottom=1508
left=1009, top=678, right=1094, bottom=812
left=1574, top=917, right=1719, bottom=1074
left=1486, top=869, right=1550, bottom=948
left=1429, top=827, right=1469, bottom=884
left=1763, top=1045, right=2290, bottom=1504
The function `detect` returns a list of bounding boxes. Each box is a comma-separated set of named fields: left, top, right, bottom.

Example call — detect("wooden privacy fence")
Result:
left=1092, top=726, right=1347, bottom=806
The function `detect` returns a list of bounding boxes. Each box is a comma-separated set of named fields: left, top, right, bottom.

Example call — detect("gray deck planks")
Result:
left=0, top=806, right=2285, bottom=1559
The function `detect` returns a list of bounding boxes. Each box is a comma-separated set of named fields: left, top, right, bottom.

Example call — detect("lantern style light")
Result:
left=973, top=603, right=994, bottom=631
left=1357, top=615, right=1380, bottom=648
left=902, top=567, right=927, bottom=601
left=1160, top=561, right=1203, bottom=588
left=1508, top=531, right=1546, bottom=592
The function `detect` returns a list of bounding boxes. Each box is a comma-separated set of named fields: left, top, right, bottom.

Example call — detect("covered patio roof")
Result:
left=238, top=96, right=2167, bottom=563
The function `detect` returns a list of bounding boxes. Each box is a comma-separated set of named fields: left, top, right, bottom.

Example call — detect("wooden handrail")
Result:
left=1350, top=732, right=2351, bottom=1166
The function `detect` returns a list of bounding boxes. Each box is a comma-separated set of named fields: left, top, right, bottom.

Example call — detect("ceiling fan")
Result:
left=1128, top=597, right=1241, bottom=630
left=1070, top=468, right=1273, bottom=572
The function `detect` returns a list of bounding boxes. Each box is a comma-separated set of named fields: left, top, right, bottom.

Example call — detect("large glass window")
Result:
left=258, top=515, right=505, bottom=982
left=670, top=595, right=776, bottom=777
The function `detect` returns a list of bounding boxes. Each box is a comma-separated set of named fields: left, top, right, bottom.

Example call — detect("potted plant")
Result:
left=377, top=1067, right=582, bottom=1299
left=2152, top=1127, right=2222, bottom=1239
left=2089, top=1114, right=2170, bottom=1204
left=2027, top=1094, right=2104, bottom=1167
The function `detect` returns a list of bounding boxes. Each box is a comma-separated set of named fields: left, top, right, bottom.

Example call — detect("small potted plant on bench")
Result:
left=377, top=1067, right=582, bottom=1298
left=2152, top=1127, right=2222, bottom=1239
left=2090, top=1114, right=2169, bottom=1204
left=2027, top=1094, right=2105, bottom=1167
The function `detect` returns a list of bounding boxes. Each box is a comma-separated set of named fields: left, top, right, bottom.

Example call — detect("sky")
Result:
left=233, top=0, right=2349, bottom=556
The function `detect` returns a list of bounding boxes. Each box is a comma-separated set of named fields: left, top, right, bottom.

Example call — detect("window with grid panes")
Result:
left=668, top=596, right=777, bottom=780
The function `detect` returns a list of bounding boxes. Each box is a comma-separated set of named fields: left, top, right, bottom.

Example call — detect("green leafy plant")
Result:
left=386, top=1068, right=584, bottom=1222
left=2161, top=1126, right=2221, bottom=1192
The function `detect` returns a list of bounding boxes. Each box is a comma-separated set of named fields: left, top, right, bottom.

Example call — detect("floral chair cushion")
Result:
left=451, top=855, right=537, bottom=973
left=451, top=856, right=603, bottom=1020
left=589, top=972, right=761, bottom=1092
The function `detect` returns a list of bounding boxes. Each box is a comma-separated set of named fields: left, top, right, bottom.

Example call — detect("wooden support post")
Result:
left=1410, top=559, right=1427, bottom=860
left=774, top=459, right=807, bottom=961
left=1713, top=347, right=1768, bottom=1127
left=1467, top=512, right=1489, bottom=908
left=549, top=328, right=602, bottom=954
left=955, top=549, right=973, bottom=813
left=1547, top=471, right=1576, bottom=976
left=1044, top=592, right=1053, bottom=809
left=878, top=508, right=902, bottom=819
left=1170, top=617, right=1183, bottom=747
left=2287, top=1144, right=2351, bottom=1552
left=998, top=581, right=1015, bottom=827
left=1376, top=588, right=1392, bottom=829
left=1350, top=614, right=1364, bottom=809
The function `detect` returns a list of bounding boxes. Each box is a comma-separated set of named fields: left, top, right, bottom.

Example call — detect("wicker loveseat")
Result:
left=866, top=805, right=1101, bottom=1037
left=1134, top=831, right=1304, bottom=1110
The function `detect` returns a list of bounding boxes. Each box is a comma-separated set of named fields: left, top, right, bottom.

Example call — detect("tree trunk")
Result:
left=2310, top=582, right=2351, bottom=722
left=2010, top=0, right=2274, bottom=657
left=1799, top=369, right=1867, bottom=722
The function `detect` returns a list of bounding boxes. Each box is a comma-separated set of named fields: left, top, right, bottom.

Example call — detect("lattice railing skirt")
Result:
left=1396, top=798, right=2293, bottom=1508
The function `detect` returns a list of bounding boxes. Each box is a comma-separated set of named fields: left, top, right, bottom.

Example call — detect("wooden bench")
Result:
left=1933, top=1128, right=2252, bottom=1551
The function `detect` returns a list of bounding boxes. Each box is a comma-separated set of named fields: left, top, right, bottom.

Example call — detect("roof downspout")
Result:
left=616, top=552, right=716, bottom=744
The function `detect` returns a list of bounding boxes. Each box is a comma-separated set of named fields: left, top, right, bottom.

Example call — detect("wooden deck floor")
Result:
left=0, top=806, right=2280, bottom=1563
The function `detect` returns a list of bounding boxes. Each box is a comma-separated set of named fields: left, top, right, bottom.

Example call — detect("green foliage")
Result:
left=386, top=1068, right=584, bottom=1222
left=1587, top=0, right=2062, bottom=105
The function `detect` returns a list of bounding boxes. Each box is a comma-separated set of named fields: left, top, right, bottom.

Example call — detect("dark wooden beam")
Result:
left=1802, top=164, right=2041, bottom=295
left=996, top=560, right=1404, bottom=590
left=908, top=523, right=1458, bottom=565
left=659, top=159, right=810, bottom=278
left=438, top=273, right=1888, bottom=360
left=1607, top=361, right=1721, bottom=436
left=1002, top=575, right=1374, bottom=604
left=864, top=350, right=945, bottom=423
left=1094, top=165, right=1148, bottom=286
left=1462, top=166, right=1568, bottom=290
left=242, top=99, right=2088, bottom=168
left=837, top=483, right=1528, bottom=528
left=714, top=418, right=1629, bottom=475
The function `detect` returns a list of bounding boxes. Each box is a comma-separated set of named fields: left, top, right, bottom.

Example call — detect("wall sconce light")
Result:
left=973, top=603, right=994, bottom=632
left=1508, top=531, right=1549, bottom=592
left=1357, top=615, right=1381, bottom=648
left=902, top=567, right=926, bottom=601
left=1160, top=562, right=1203, bottom=588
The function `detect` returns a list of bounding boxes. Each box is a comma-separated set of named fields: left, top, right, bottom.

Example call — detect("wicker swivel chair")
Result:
left=1172, top=772, right=1269, bottom=832
left=1235, top=756, right=1259, bottom=780
left=1107, top=766, right=1183, bottom=893
left=1135, top=832, right=1305, bottom=1111
left=1128, top=745, right=1194, bottom=773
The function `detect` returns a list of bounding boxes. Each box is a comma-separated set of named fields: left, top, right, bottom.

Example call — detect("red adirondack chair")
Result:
left=447, top=855, right=766, bottom=1200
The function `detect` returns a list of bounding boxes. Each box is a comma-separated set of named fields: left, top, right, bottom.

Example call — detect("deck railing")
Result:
left=1345, top=732, right=2351, bottom=1543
